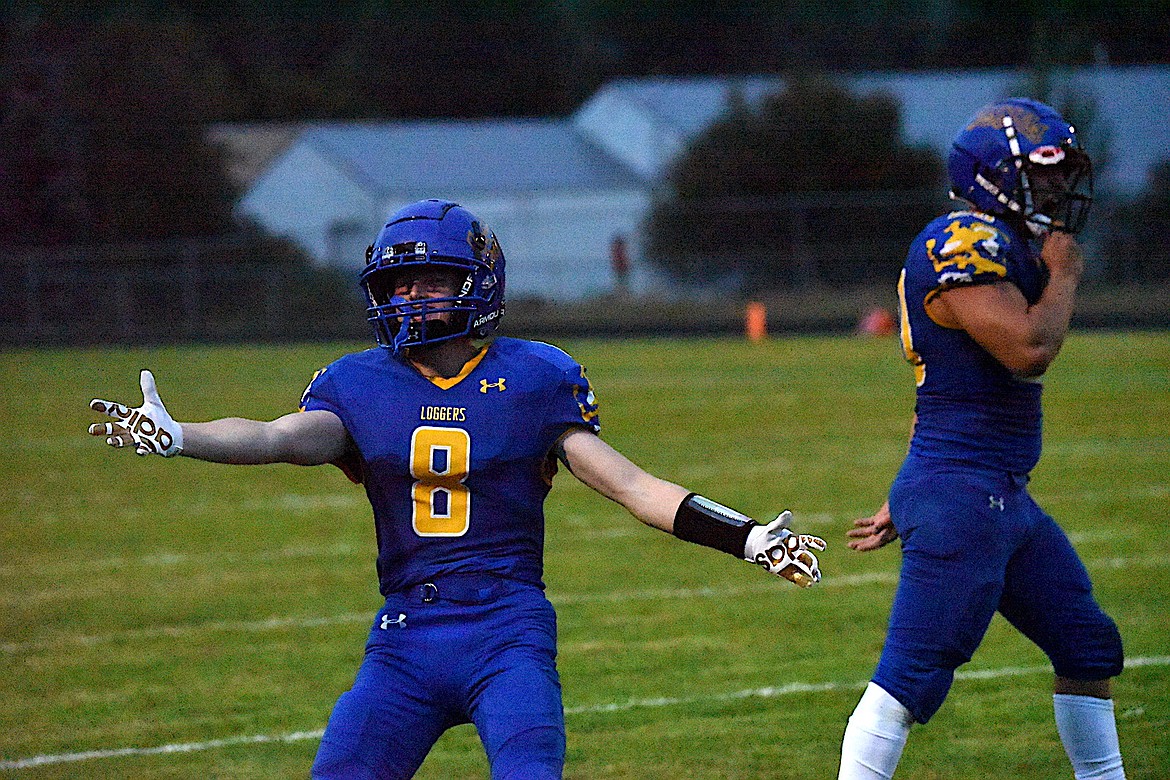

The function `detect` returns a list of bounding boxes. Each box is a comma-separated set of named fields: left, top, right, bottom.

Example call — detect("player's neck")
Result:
left=407, top=338, right=480, bottom=379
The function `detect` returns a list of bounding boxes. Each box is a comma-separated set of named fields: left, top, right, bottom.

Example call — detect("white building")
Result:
left=229, top=119, right=649, bottom=300
left=219, top=65, right=1170, bottom=300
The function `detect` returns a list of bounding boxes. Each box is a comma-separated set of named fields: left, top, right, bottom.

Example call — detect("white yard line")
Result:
left=0, top=730, right=327, bottom=770
left=4, top=487, right=1165, bottom=578
left=3, top=656, right=1168, bottom=771
left=0, top=612, right=374, bottom=655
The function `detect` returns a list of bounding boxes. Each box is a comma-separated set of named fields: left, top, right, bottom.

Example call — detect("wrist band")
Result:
left=672, top=493, right=757, bottom=557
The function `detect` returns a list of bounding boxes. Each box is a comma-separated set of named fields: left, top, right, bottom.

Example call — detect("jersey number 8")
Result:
left=409, top=426, right=472, bottom=537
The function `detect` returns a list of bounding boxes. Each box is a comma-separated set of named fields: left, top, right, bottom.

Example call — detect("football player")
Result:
left=88, top=199, right=826, bottom=780
left=838, top=100, right=1125, bottom=779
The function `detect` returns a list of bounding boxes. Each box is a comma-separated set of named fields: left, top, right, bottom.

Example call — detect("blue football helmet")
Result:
left=360, top=200, right=505, bottom=352
left=948, top=98, right=1092, bottom=235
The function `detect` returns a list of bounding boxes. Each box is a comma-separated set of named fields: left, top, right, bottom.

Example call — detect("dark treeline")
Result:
left=646, top=77, right=947, bottom=288
left=5, top=2, right=1168, bottom=122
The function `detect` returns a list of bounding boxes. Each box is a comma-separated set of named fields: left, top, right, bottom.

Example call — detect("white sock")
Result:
left=838, top=682, right=915, bottom=780
left=1054, top=693, right=1126, bottom=779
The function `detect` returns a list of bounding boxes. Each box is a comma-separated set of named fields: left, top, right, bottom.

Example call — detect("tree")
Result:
left=0, top=11, right=240, bottom=246
left=1103, top=159, right=1170, bottom=282
left=644, top=75, right=945, bottom=290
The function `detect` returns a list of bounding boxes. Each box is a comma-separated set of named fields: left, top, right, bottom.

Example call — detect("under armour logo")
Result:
left=480, top=378, right=506, bottom=393
left=380, top=612, right=406, bottom=630
left=989, top=495, right=1005, bottom=511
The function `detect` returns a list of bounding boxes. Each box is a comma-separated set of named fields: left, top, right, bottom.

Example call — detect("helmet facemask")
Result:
left=1016, top=145, right=1093, bottom=236
left=363, top=257, right=477, bottom=352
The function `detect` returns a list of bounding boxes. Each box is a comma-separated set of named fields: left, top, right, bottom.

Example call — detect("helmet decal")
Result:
left=965, top=103, right=1050, bottom=145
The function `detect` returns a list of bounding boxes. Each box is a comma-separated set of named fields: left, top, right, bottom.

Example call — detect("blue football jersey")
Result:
left=897, top=211, right=1047, bottom=474
left=300, top=337, right=601, bottom=594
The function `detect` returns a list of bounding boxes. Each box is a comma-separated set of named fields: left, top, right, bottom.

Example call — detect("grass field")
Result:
left=2, top=333, right=1168, bottom=779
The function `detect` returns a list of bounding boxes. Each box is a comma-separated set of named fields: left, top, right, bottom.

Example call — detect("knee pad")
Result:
left=874, top=633, right=976, bottom=724
left=491, top=725, right=565, bottom=780
left=312, top=739, right=380, bottom=780
left=873, top=662, right=956, bottom=724
left=1051, top=614, right=1124, bottom=681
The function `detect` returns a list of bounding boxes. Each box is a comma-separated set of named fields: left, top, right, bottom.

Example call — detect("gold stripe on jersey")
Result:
left=414, top=345, right=490, bottom=390
left=898, top=269, right=926, bottom=388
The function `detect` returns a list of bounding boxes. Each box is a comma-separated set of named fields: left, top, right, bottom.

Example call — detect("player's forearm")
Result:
left=606, top=470, right=691, bottom=533
left=180, top=418, right=284, bottom=464
left=559, top=431, right=689, bottom=531
left=1019, top=269, right=1080, bottom=374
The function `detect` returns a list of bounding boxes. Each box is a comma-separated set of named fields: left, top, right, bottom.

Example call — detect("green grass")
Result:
left=1, top=333, right=1168, bottom=779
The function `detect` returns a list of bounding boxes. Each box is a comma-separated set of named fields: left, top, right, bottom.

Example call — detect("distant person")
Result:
left=88, top=199, right=826, bottom=780
left=838, top=99, right=1126, bottom=780
left=610, top=233, right=631, bottom=294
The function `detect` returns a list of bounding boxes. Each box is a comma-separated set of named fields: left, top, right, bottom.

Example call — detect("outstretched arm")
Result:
left=180, top=411, right=349, bottom=465
left=557, top=426, right=688, bottom=532
left=558, top=428, right=825, bottom=587
left=88, top=370, right=350, bottom=466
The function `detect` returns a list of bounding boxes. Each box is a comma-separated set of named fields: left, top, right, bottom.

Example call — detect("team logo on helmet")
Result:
left=966, top=104, right=1050, bottom=145
left=467, top=222, right=503, bottom=269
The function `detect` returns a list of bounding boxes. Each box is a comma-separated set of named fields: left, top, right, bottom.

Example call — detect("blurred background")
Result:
left=2, top=0, right=1169, bottom=346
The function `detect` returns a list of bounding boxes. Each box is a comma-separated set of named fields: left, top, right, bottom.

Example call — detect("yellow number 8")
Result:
left=410, top=426, right=472, bottom=537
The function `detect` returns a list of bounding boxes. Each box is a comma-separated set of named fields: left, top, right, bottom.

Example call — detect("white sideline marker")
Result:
left=3, top=656, right=1168, bottom=771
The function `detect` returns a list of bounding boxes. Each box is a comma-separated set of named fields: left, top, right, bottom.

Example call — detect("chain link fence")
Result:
left=1, top=193, right=1163, bottom=347
left=0, top=237, right=364, bottom=347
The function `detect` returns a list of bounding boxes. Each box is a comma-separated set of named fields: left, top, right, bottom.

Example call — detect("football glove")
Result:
left=744, top=511, right=826, bottom=587
left=88, top=370, right=184, bottom=457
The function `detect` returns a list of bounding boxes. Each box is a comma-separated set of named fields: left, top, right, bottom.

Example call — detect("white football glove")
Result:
left=744, top=511, right=826, bottom=587
left=88, top=370, right=184, bottom=457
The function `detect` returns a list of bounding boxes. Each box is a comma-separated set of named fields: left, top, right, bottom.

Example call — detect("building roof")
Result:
left=583, top=75, right=783, bottom=139
left=296, top=118, right=644, bottom=195
left=206, top=123, right=304, bottom=189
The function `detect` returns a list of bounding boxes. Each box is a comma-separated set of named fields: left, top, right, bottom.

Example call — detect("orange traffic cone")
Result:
left=745, top=301, right=767, bottom=342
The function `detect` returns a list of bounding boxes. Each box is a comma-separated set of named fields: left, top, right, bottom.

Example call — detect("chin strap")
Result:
left=389, top=295, right=413, bottom=353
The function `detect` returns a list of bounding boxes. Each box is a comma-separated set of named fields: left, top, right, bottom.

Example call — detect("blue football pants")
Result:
left=311, top=580, right=565, bottom=779
left=874, top=464, right=1123, bottom=724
